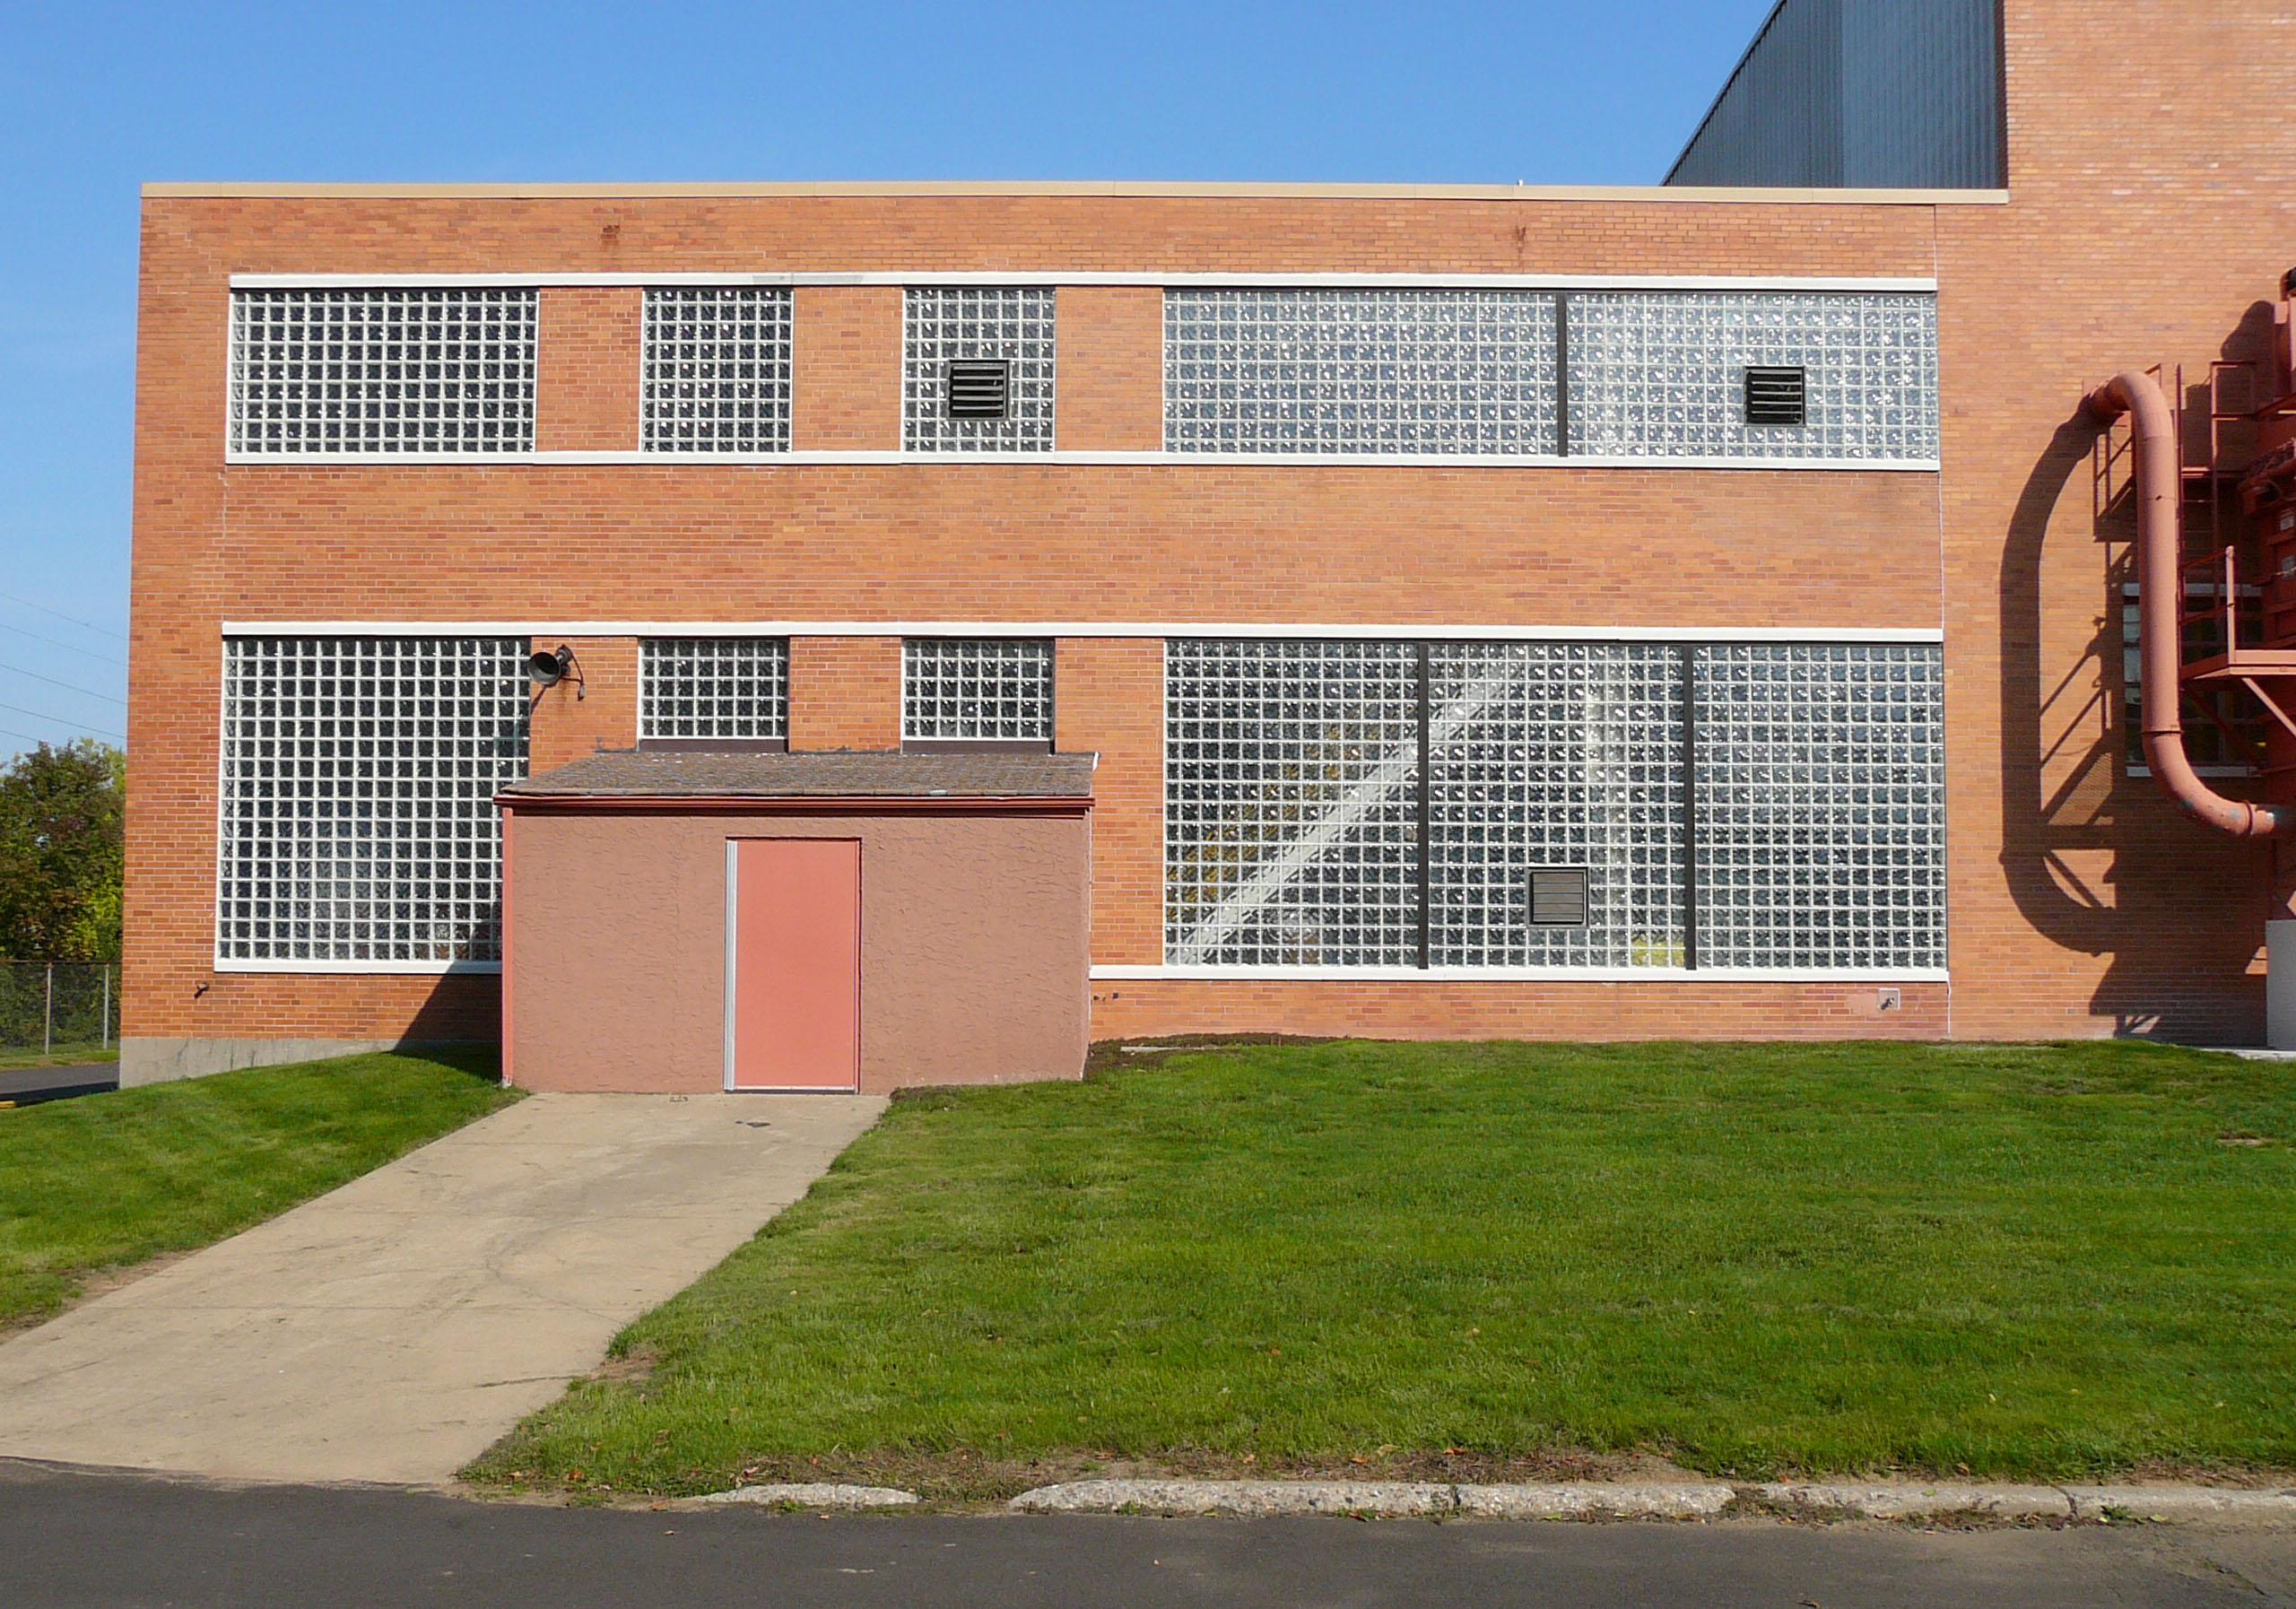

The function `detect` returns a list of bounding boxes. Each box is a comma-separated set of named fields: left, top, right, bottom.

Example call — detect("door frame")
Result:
left=722, top=836, right=863, bottom=1092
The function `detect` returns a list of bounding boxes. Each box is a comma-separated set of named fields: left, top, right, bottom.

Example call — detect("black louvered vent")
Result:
left=1528, top=867, right=1588, bottom=927
left=1744, top=365, right=1807, bottom=426
left=946, top=359, right=1012, bottom=420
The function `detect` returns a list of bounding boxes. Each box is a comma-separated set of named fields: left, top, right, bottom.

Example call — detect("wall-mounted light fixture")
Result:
left=528, top=644, right=586, bottom=701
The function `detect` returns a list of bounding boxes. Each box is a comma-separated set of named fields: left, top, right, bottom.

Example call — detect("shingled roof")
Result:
left=500, top=749, right=1097, bottom=800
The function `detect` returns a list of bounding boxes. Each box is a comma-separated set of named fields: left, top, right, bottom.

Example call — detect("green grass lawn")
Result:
left=0, top=1041, right=120, bottom=1073
left=473, top=1039, right=2296, bottom=1495
left=0, top=1048, right=517, bottom=1328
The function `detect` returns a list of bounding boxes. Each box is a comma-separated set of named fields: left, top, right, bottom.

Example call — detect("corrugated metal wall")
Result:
left=1667, top=0, right=2004, bottom=188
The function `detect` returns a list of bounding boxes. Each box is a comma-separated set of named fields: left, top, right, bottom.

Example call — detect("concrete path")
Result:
left=0, top=1092, right=884, bottom=1485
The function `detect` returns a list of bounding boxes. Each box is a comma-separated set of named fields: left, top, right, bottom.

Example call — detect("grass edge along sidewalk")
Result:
left=471, top=1037, right=2296, bottom=1500
left=0, top=1048, right=519, bottom=1330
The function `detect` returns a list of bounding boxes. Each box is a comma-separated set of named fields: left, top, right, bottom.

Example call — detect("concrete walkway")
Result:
left=0, top=1092, right=884, bottom=1485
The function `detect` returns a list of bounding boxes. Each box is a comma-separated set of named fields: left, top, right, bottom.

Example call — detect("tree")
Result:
left=0, top=740, right=125, bottom=961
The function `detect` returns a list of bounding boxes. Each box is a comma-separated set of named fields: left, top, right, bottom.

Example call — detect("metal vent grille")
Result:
left=945, top=360, right=1012, bottom=421
left=1744, top=365, right=1807, bottom=426
left=1164, top=289, right=1559, bottom=456
left=640, top=639, right=789, bottom=743
left=903, top=288, right=1055, bottom=452
left=903, top=639, right=1054, bottom=742
left=216, top=637, right=527, bottom=965
left=230, top=289, right=537, bottom=456
left=1566, top=291, right=1937, bottom=461
left=1528, top=868, right=1588, bottom=926
left=641, top=287, right=793, bottom=453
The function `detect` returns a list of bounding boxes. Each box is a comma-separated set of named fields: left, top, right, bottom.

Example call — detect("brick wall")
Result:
left=1054, top=637, right=1163, bottom=964
left=1055, top=287, right=1162, bottom=453
left=793, top=286, right=900, bottom=450
left=1925, top=0, right=2295, bottom=1043
left=528, top=636, right=639, bottom=771
left=125, top=0, right=2296, bottom=1057
left=535, top=288, right=640, bottom=451
left=788, top=637, right=901, bottom=752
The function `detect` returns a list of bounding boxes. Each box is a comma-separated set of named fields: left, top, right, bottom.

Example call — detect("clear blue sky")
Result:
left=0, top=0, right=1773, bottom=762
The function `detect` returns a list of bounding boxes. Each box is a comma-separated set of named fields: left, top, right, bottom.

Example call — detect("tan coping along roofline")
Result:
left=142, top=178, right=2010, bottom=205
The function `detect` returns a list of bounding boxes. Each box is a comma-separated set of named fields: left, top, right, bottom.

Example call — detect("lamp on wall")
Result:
left=528, top=644, right=585, bottom=701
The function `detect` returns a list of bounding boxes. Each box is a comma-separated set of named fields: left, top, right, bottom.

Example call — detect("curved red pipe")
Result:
left=2084, top=370, right=2296, bottom=836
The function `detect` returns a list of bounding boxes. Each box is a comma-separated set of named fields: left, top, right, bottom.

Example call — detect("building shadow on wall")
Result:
left=1996, top=401, right=2268, bottom=1042
left=396, top=971, right=504, bottom=1076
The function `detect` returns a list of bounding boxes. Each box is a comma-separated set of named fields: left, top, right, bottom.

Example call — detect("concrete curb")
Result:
left=1007, top=1478, right=2296, bottom=1524
left=1011, top=1480, right=1457, bottom=1516
left=698, top=1483, right=919, bottom=1508
left=1757, top=1483, right=2069, bottom=1518
left=1458, top=1483, right=1736, bottom=1518
left=2063, top=1486, right=2296, bottom=1521
left=1007, top=1480, right=1733, bottom=1518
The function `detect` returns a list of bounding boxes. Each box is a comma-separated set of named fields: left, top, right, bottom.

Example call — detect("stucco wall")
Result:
left=503, top=806, right=1090, bottom=1093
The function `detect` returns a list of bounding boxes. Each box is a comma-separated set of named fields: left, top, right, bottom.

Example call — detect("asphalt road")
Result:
left=0, top=1063, right=117, bottom=1105
left=5, top=1461, right=2294, bottom=1608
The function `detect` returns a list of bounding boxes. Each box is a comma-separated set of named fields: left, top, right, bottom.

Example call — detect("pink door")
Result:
left=726, top=839, right=861, bottom=1092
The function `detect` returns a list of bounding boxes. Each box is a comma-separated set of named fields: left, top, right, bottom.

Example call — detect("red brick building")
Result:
left=122, top=0, right=2296, bottom=1090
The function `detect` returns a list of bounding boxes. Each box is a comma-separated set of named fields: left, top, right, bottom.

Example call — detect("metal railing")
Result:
left=0, top=962, right=117, bottom=1057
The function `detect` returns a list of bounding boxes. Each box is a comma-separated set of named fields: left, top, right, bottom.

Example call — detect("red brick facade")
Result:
left=124, top=1, right=2296, bottom=1073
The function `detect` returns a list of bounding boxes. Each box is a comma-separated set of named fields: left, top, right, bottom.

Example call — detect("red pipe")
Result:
left=2084, top=370, right=2296, bottom=836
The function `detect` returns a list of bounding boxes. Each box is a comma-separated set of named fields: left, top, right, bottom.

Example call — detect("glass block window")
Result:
left=1166, top=640, right=1422, bottom=966
left=1164, top=290, right=1560, bottom=456
left=1565, top=291, right=1938, bottom=462
left=229, top=289, right=538, bottom=455
left=902, top=288, right=1056, bottom=453
left=216, top=638, right=528, bottom=965
left=641, top=288, right=794, bottom=453
left=1429, top=642, right=1685, bottom=967
left=639, top=639, right=789, bottom=743
left=903, top=639, right=1054, bottom=742
left=1693, top=643, right=1946, bottom=969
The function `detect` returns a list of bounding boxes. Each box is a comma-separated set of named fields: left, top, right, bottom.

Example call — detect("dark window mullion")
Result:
left=1415, top=641, right=1433, bottom=970
left=1682, top=642, right=1700, bottom=971
left=1554, top=296, right=1571, bottom=457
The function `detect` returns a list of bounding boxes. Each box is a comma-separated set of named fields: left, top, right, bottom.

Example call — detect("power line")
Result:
left=0, top=619, right=126, bottom=669
left=0, top=661, right=127, bottom=707
left=0, top=589, right=124, bottom=641
left=0, top=724, right=114, bottom=754
left=0, top=699, right=125, bottom=743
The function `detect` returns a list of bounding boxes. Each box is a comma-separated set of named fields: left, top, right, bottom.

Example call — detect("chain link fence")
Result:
left=0, top=963, right=117, bottom=1058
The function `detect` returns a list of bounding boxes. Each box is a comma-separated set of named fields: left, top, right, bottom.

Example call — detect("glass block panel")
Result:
left=1165, top=640, right=1421, bottom=965
left=216, top=637, right=528, bottom=964
left=903, top=287, right=1056, bottom=453
left=1429, top=642, right=1685, bottom=967
left=229, top=289, right=538, bottom=455
left=903, top=639, right=1053, bottom=741
left=1164, top=289, right=1559, bottom=456
left=641, top=288, right=793, bottom=453
left=1566, top=291, right=1938, bottom=461
left=1693, top=642, right=1946, bottom=969
left=640, top=639, right=789, bottom=741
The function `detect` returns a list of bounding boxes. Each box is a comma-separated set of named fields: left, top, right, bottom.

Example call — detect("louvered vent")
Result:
left=945, top=359, right=1012, bottom=421
left=1744, top=365, right=1807, bottom=426
left=1527, top=867, right=1588, bottom=927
